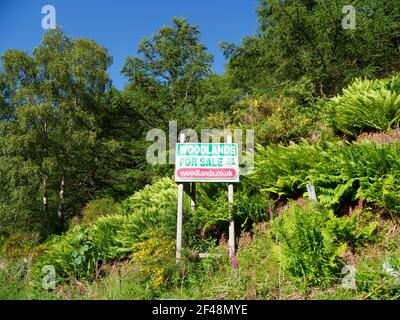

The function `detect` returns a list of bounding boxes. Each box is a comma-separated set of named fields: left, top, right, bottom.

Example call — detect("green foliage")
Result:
left=81, top=198, right=121, bottom=224
left=0, top=258, right=57, bottom=300
left=30, top=225, right=96, bottom=282
left=191, top=185, right=272, bottom=236
left=233, top=188, right=274, bottom=229
left=233, top=94, right=320, bottom=146
left=194, top=74, right=241, bottom=130
left=0, top=27, right=128, bottom=237
left=122, top=17, right=213, bottom=131
left=251, top=138, right=400, bottom=215
left=250, top=140, right=322, bottom=197
left=119, top=177, right=184, bottom=239
left=225, top=0, right=400, bottom=97
left=269, top=203, right=347, bottom=286
left=355, top=251, right=400, bottom=300
left=328, top=75, right=400, bottom=136
left=193, top=188, right=230, bottom=233
left=30, top=178, right=182, bottom=284
left=1, top=0, right=400, bottom=301
left=269, top=203, right=377, bottom=287
left=131, top=230, right=176, bottom=289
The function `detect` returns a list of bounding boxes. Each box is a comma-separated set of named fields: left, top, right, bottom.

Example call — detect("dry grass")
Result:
left=357, top=129, right=400, bottom=144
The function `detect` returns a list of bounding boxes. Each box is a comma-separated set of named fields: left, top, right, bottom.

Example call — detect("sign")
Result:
left=175, top=143, right=239, bottom=182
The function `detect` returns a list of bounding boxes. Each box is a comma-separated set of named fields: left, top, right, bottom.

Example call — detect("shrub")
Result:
left=268, top=203, right=377, bottom=287
left=233, top=188, right=274, bottom=228
left=359, top=174, right=400, bottom=215
left=131, top=230, right=175, bottom=290
left=81, top=198, right=121, bottom=224
left=192, top=188, right=230, bottom=234
left=229, top=94, right=319, bottom=146
left=30, top=225, right=96, bottom=283
left=1, top=232, right=42, bottom=260
left=119, top=177, right=185, bottom=239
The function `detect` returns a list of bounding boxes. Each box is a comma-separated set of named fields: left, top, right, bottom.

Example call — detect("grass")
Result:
left=1, top=206, right=398, bottom=301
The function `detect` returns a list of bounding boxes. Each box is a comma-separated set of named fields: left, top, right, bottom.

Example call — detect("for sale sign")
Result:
left=175, top=143, right=239, bottom=182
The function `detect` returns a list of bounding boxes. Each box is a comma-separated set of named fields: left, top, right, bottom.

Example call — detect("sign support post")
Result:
left=227, top=134, right=235, bottom=258
left=190, top=182, right=196, bottom=211
left=176, top=133, right=185, bottom=262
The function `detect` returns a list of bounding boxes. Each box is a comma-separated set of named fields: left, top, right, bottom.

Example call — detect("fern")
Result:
left=251, top=138, right=400, bottom=215
left=31, top=178, right=184, bottom=283
left=270, top=202, right=347, bottom=286
left=270, top=202, right=377, bottom=287
left=328, top=74, right=400, bottom=136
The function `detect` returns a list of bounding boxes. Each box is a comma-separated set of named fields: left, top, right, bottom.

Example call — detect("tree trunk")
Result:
left=43, top=176, right=49, bottom=235
left=57, top=176, right=65, bottom=232
left=42, top=121, right=49, bottom=236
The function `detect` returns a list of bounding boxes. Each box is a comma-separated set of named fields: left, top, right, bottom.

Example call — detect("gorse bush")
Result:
left=131, top=230, right=175, bottom=290
left=328, top=74, right=400, bottom=136
left=1, top=232, right=42, bottom=260
left=230, top=94, right=318, bottom=145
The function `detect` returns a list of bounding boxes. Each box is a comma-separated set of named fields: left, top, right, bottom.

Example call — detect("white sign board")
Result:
left=175, top=143, right=239, bottom=182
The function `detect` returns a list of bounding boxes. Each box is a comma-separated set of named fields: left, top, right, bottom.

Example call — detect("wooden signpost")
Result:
left=227, top=135, right=235, bottom=259
left=175, top=135, right=239, bottom=262
left=175, top=133, right=185, bottom=262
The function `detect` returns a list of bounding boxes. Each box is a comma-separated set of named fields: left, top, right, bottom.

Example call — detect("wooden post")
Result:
left=227, top=134, right=235, bottom=258
left=176, top=133, right=185, bottom=262
left=306, top=183, right=317, bottom=202
left=190, top=183, right=196, bottom=211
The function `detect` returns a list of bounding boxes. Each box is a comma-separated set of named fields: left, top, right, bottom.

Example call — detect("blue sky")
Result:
left=0, top=0, right=259, bottom=89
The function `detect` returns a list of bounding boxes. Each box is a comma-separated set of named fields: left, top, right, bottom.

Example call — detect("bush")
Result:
left=193, top=190, right=230, bottom=234
left=119, top=177, right=185, bottom=239
left=131, top=230, right=175, bottom=290
left=233, top=188, right=274, bottom=228
left=1, top=232, right=43, bottom=261
left=30, top=225, right=96, bottom=283
left=81, top=198, right=121, bottom=224
left=229, top=94, right=319, bottom=146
